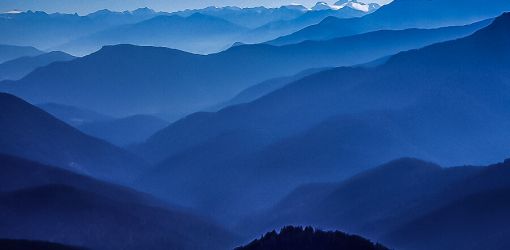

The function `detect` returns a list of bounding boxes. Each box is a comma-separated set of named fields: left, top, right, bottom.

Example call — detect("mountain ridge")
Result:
left=0, top=154, right=237, bottom=250
left=133, top=13, right=510, bottom=221
left=270, top=0, right=509, bottom=45
left=0, top=51, right=75, bottom=81
left=1, top=19, right=488, bottom=119
left=0, top=92, right=146, bottom=183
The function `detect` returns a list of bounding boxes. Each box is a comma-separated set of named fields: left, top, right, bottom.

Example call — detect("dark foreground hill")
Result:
left=0, top=239, right=84, bottom=250
left=0, top=154, right=237, bottom=250
left=385, top=188, right=510, bottom=250
left=235, top=226, right=388, bottom=250
left=381, top=159, right=510, bottom=250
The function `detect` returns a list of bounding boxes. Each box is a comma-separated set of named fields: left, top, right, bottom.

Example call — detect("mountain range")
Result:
left=59, top=13, right=249, bottom=55
left=0, top=11, right=107, bottom=50
left=270, top=0, right=509, bottom=45
left=0, top=19, right=489, bottom=119
left=60, top=3, right=378, bottom=55
left=1, top=2, right=509, bottom=249
left=174, top=5, right=309, bottom=29
left=240, top=7, right=367, bottom=44
left=0, top=8, right=160, bottom=51
left=0, top=4, right=374, bottom=55
left=312, top=0, right=379, bottom=13
left=86, top=7, right=160, bottom=26
left=131, top=12, right=510, bottom=222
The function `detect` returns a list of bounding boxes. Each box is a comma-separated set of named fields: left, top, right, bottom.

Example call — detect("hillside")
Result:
left=134, top=13, right=510, bottom=221
left=0, top=154, right=237, bottom=250
left=0, top=44, right=43, bottom=63
left=78, top=115, right=169, bottom=146
left=238, top=158, right=481, bottom=236
left=0, top=51, right=75, bottom=81
left=0, top=239, right=83, bottom=250
left=0, top=93, right=146, bottom=183
left=37, top=103, right=112, bottom=126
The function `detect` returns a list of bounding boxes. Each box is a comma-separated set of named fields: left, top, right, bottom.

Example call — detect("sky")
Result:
left=0, top=0, right=392, bottom=14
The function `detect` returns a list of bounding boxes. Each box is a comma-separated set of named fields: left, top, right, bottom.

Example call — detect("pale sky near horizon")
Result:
left=0, top=0, right=392, bottom=15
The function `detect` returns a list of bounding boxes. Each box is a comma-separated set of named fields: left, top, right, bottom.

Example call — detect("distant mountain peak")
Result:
left=2, top=9, right=23, bottom=14
left=335, top=0, right=380, bottom=12
left=377, top=158, right=442, bottom=172
left=312, top=0, right=380, bottom=13
left=312, top=2, right=340, bottom=11
left=131, top=7, right=156, bottom=15
left=281, top=4, right=309, bottom=11
left=92, top=9, right=113, bottom=14
left=482, top=11, right=510, bottom=32
left=335, top=0, right=350, bottom=4
left=188, top=12, right=216, bottom=19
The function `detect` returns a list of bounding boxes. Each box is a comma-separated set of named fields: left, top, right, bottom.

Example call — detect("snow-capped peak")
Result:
left=310, top=1, right=380, bottom=13
left=3, top=9, right=23, bottom=14
left=312, top=2, right=341, bottom=11
left=335, top=0, right=351, bottom=5
left=334, top=0, right=380, bottom=13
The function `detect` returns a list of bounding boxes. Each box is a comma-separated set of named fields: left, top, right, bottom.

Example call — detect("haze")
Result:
left=0, top=0, right=392, bottom=14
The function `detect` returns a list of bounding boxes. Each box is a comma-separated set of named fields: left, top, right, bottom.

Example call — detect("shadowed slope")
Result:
left=78, top=115, right=169, bottom=146
left=243, top=158, right=510, bottom=250
left=0, top=239, right=83, bottom=250
left=0, top=93, right=146, bottom=183
left=0, top=154, right=237, bottom=250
